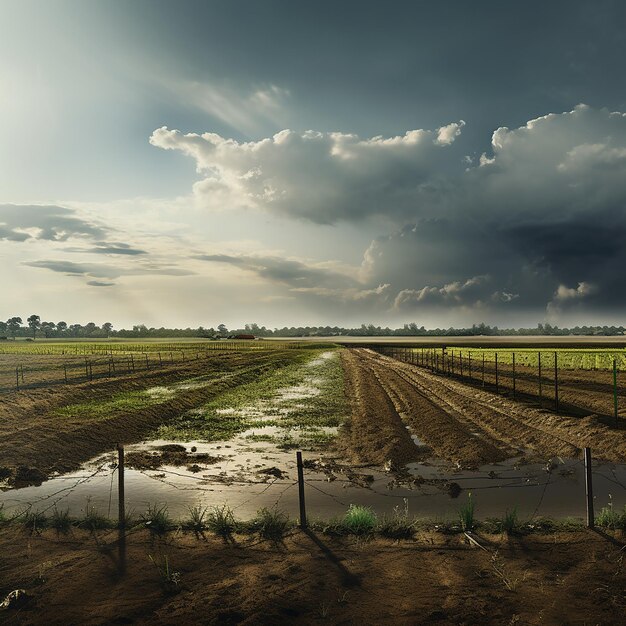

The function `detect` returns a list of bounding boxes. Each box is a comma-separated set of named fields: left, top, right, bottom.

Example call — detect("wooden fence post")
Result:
left=584, top=447, right=594, bottom=528
left=538, top=352, right=543, bottom=408
left=15, top=367, right=19, bottom=390
left=482, top=353, right=485, bottom=387
left=117, top=443, right=126, bottom=574
left=468, top=352, right=472, bottom=380
left=495, top=353, right=499, bottom=394
left=64, top=363, right=68, bottom=383
left=296, top=451, right=307, bottom=529
left=613, top=359, right=618, bottom=428
left=554, top=351, right=559, bottom=414
left=512, top=352, right=516, bottom=400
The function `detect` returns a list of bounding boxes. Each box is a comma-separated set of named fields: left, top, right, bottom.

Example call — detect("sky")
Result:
left=2, top=0, right=626, bottom=330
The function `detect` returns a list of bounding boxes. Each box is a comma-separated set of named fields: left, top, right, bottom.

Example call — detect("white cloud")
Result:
left=435, top=120, right=465, bottom=145
left=149, top=122, right=465, bottom=223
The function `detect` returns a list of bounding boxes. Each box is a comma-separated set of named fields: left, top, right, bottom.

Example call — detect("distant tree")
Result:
left=56, top=321, right=68, bottom=335
left=0, top=321, right=6, bottom=336
left=7, top=317, right=22, bottom=338
left=102, top=322, right=113, bottom=336
left=217, top=323, right=228, bottom=336
left=41, top=321, right=56, bottom=338
left=27, top=314, right=41, bottom=339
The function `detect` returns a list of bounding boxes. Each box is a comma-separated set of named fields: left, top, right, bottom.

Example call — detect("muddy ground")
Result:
left=0, top=349, right=300, bottom=479
left=429, top=354, right=626, bottom=421
left=339, top=349, right=626, bottom=467
left=0, top=526, right=624, bottom=625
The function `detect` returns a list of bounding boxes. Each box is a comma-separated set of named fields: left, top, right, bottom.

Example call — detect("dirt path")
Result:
left=0, top=526, right=623, bottom=625
left=339, top=349, right=626, bottom=466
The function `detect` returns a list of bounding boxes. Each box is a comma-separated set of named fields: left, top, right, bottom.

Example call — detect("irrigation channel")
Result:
left=1, top=349, right=625, bottom=524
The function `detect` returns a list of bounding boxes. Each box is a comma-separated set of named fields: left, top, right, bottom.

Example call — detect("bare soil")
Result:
left=338, top=349, right=626, bottom=467
left=0, top=526, right=623, bottom=625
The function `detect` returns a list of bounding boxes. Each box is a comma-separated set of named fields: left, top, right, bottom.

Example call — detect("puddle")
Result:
left=2, top=441, right=624, bottom=523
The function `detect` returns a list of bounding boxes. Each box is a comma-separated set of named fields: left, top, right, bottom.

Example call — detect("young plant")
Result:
left=148, top=554, right=181, bottom=594
left=253, top=507, right=290, bottom=540
left=377, top=499, right=415, bottom=539
left=141, top=504, right=172, bottom=534
left=500, top=508, right=519, bottom=535
left=20, top=509, right=47, bottom=533
left=342, top=505, right=377, bottom=535
left=79, top=499, right=111, bottom=531
left=50, top=507, right=72, bottom=533
left=183, top=504, right=208, bottom=532
left=459, top=492, right=475, bottom=531
left=596, top=497, right=626, bottom=531
left=206, top=504, right=238, bottom=539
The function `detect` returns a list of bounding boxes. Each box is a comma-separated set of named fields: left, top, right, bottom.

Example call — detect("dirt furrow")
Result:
left=356, top=349, right=626, bottom=463
left=362, top=357, right=510, bottom=466
left=337, top=350, right=419, bottom=467
left=381, top=359, right=581, bottom=460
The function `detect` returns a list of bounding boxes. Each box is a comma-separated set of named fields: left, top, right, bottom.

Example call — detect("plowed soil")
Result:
left=0, top=527, right=623, bottom=625
left=339, top=349, right=626, bottom=467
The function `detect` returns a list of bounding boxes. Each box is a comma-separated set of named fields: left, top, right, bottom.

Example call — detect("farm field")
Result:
left=1, top=341, right=625, bottom=624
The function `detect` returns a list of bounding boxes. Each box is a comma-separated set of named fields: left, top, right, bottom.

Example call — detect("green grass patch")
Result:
left=54, top=389, right=168, bottom=419
left=157, top=348, right=347, bottom=446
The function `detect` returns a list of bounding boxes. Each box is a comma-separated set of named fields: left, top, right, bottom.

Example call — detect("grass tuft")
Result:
left=20, top=509, right=47, bottom=533
left=206, top=504, right=238, bottom=539
left=141, top=504, right=172, bottom=534
left=252, top=507, right=291, bottom=540
left=596, top=499, right=626, bottom=531
left=459, top=493, right=475, bottom=531
left=79, top=500, right=111, bottom=531
left=50, top=507, right=72, bottom=533
left=342, top=505, right=377, bottom=535
left=183, top=505, right=208, bottom=532
left=377, top=499, right=415, bottom=539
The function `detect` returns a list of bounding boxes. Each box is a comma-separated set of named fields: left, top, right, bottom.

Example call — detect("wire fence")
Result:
left=373, top=346, right=624, bottom=426
left=0, top=342, right=333, bottom=393
left=3, top=446, right=624, bottom=534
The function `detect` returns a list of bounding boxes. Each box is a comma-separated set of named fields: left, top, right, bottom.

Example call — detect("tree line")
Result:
left=1, top=317, right=624, bottom=340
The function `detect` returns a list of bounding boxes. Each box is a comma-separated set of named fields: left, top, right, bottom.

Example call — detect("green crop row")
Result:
left=0, top=340, right=337, bottom=356
left=406, top=347, right=626, bottom=371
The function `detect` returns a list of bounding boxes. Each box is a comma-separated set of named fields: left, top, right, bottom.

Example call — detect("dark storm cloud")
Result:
left=86, top=280, right=116, bottom=287
left=194, top=253, right=356, bottom=289
left=168, top=105, right=626, bottom=318
left=24, top=259, right=194, bottom=281
left=64, top=242, right=148, bottom=256
left=0, top=205, right=107, bottom=241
